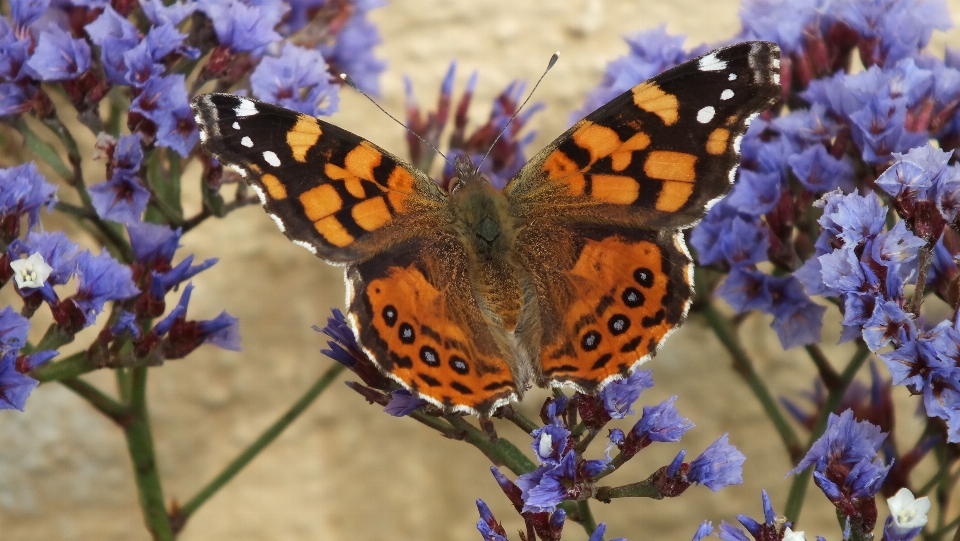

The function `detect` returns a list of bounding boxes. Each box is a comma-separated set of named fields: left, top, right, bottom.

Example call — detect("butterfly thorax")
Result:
left=448, top=157, right=524, bottom=332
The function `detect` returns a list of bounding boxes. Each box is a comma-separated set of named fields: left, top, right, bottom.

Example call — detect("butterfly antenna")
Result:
left=340, top=73, right=452, bottom=167
left=475, top=52, right=559, bottom=175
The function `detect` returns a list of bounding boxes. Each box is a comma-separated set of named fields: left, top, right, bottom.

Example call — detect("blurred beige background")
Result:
left=3, top=0, right=960, bottom=540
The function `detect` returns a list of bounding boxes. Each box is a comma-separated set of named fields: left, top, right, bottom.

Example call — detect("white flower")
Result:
left=887, top=488, right=930, bottom=530
left=10, top=252, right=53, bottom=289
left=783, top=527, right=806, bottom=541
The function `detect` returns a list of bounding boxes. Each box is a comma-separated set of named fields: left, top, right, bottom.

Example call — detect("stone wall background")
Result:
left=3, top=0, right=960, bottom=539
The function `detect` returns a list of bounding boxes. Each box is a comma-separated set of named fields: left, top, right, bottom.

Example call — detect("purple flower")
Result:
left=862, top=300, right=915, bottom=351
left=588, top=522, right=626, bottom=541
left=319, top=0, right=385, bottom=96
left=0, top=82, right=33, bottom=116
left=790, top=410, right=888, bottom=475
left=133, top=224, right=216, bottom=305
left=788, top=145, right=855, bottom=193
left=153, top=283, right=242, bottom=356
left=24, top=27, right=91, bottom=82
left=0, top=351, right=38, bottom=411
left=630, top=396, right=693, bottom=444
left=829, top=0, right=951, bottom=66
left=140, top=0, right=198, bottom=26
left=70, top=250, right=140, bottom=327
left=250, top=42, right=339, bottom=117
left=155, top=106, right=199, bottom=157
left=717, top=267, right=774, bottom=313
left=0, top=162, right=57, bottom=231
left=725, top=169, right=782, bottom=217
left=598, top=369, right=653, bottom=419
left=199, top=0, right=286, bottom=53
left=0, top=306, right=29, bottom=353
left=84, top=6, right=141, bottom=85
left=318, top=308, right=361, bottom=368
left=10, top=0, right=49, bottom=30
left=717, top=521, right=751, bottom=541
left=475, top=499, right=508, bottom=541
left=687, top=434, right=746, bottom=491
left=768, top=275, right=826, bottom=349
left=384, top=389, right=427, bottom=417
left=691, top=521, right=713, bottom=541
left=130, top=74, right=189, bottom=124
left=740, top=0, right=817, bottom=53
left=110, top=310, right=141, bottom=339
left=88, top=172, right=150, bottom=224
left=735, top=490, right=783, bottom=539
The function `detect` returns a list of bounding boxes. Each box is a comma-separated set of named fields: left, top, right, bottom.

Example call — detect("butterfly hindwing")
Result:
left=515, top=224, right=691, bottom=393
left=506, top=41, right=781, bottom=230
left=347, top=235, right=520, bottom=414
left=191, top=94, right=446, bottom=263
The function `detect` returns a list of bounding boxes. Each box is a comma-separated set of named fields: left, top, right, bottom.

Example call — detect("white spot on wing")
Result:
left=728, top=73, right=737, bottom=81
left=697, top=106, right=715, bottom=124
left=773, top=58, right=781, bottom=69
left=251, top=184, right=266, bottom=204
left=720, top=89, right=734, bottom=100
left=269, top=213, right=285, bottom=232
left=728, top=167, right=738, bottom=184
left=198, top=130, right=207, bottom=142
left=293, top=239, right=318, bottom=255
left=232, top=122, right=240, bottom=130
left=241, top=136, right=253, bottom=148
left=733, top=134, right=743, bottom=154
left=228, top=164, right=247, bottom=178
left=263, top=151, right=281, bottom=167
left=193, top=113, right=202, bottom=125
left=773, top=73, right=781, bottom=85
left=745, top=112, right=759, bottom=128
left=698, top=52, right=727, bottom=72
left=235, top=99, right=258, bottom=117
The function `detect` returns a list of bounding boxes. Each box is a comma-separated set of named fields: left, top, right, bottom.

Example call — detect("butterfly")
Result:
left=191, top=41, right=781, bottom=416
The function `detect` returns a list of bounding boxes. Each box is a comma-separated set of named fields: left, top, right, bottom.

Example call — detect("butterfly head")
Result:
left=447, top=155, right=514, bottom=258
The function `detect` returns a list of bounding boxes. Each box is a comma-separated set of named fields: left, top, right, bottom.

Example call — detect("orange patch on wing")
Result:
left=324, top=163, right=366, bottom=198
left=572, top=122, right=622, bottom=164
left=261, top=174, right=288, bottom=200
left=643, top=151, right=697, bottom=182
left=610, top=131, right=651, bottom=171
left=299, top=184, right=342, bottom=221
left=286, top=115, right=322, bottom=162
left=314, top=216, right=354, bottom=247
left=540, top=236, right=675, bottom=388
left=706, top=128, right=729, bottom=156
left=591, top=174, right=640, bottom=204
left=632, top=83, right=679, bottom=126
left=364, top=265, right=515, bottom=412
left=352, top=196, right=392, bottom=231
left=344, top=142, right=382, bottom=180
left=387, top=165, right=414, bottom=192
left=656, top=180, right=696, bottom=212
left=542, top=149, right=587, bottom=196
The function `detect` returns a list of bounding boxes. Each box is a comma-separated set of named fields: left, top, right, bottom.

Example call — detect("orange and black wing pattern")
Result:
left=506, top=41, right=781, bottom=230
left=346, top=235, right=520, bottom=414
left=192, top=94, right=446, bottom=263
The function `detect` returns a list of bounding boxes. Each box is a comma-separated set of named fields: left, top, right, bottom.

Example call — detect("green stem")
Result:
left=935, top=514, right=960, bottom=541
left=174, top=363, right=346, bottom=529
left=31, top=348, right=162, bottom=383
left=804, top=344, right=841, bottom=389
left=59, top=377, right=129, bottom=423
left=594, top=478, right=662, bottom=501
left=783, top=343, right=871, bottom=522
left=443, top=415, right=536, bottom=475
left=574, top=500, right=597, bottom=534
left=499, top=406, right=540, bottom=434
left=122, top=367, right=174, bottom=540
left=696, top=270, right=802, bottom=460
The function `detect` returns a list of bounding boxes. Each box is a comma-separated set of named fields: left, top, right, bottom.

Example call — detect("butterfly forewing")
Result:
left=191, top=94, right=445, bottom=263
left=506, top=41, right=781, bottom=230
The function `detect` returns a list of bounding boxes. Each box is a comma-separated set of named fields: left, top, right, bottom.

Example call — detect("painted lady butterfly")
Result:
left=192, top=41, right=781, bottom=415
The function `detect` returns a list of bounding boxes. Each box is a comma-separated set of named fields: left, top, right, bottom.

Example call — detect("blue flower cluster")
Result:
left=1, top=0, right=384, bottom=412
